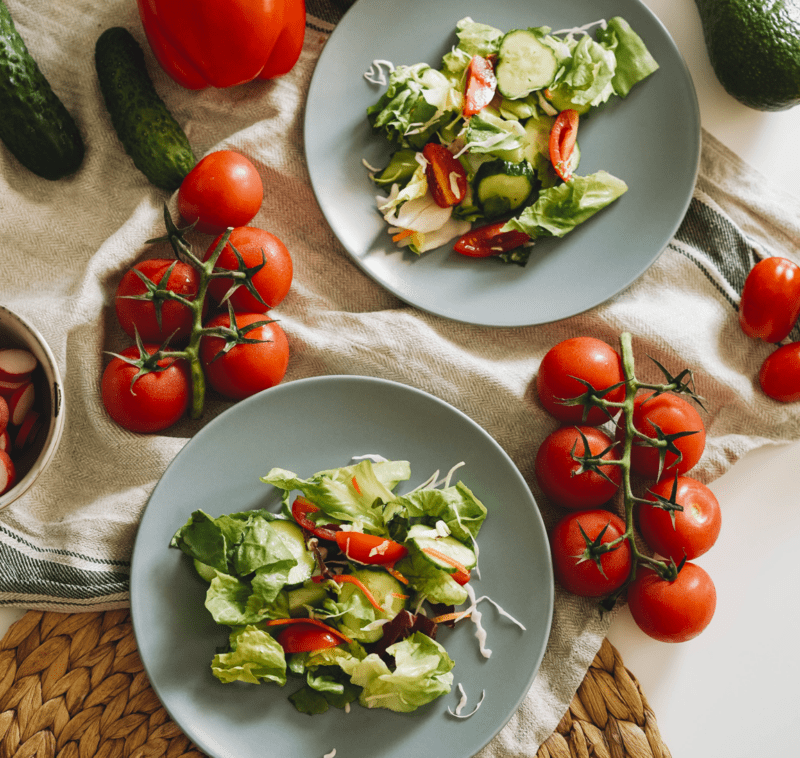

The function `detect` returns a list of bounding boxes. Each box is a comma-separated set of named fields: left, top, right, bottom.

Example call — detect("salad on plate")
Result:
left=364, top=16, right=659, bottom=264
left=170, top=456, right=524, bottom=714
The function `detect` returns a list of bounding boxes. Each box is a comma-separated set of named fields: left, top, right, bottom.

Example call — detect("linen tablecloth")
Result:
left=1, top=0, right=799, bottom=752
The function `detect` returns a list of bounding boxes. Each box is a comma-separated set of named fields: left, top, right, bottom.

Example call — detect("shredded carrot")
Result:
left=315, top=574, right=385, bottom=613
left=384, top=565, right=409, bottom=585
left=390, top=593, right=409, bottom=599
left=392, top=228, right=415, bottom=242
left=422, top=547, right=471, bottom=584
left=351, top=475, right=362, bottom=495
left=431, top=611, right=470, bottom=624
left=264, top=617, right=351, bottom=643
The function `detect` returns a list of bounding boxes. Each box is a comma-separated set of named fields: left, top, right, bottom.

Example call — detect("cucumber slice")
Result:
left=474, top=159, right=536, bottom=219
left=407, top=524, right=477, bottom=573
left=496, top=29, right=559, bottom=100
left=339, top=568, right=406, bottom=643
left=287, top=581, right=329, bottom=616
left=271, top=520, right=317, bottom=585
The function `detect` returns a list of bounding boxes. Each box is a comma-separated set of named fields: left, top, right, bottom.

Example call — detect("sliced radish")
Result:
left=0, top=377, right=28, bottom=398
left=15, top=410, right=42, bottom=450
left=0, top=349, right=37, bottom=382
left=0, top=395, right=7, bottom=435
left=8, top=382, right=34, bottom=426
left=0, top=430, right=9, bottom=452
left=0, top=450, right=16, bottom=495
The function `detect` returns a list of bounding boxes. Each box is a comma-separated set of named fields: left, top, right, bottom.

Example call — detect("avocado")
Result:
left=694, top=0, right=800, bottom=111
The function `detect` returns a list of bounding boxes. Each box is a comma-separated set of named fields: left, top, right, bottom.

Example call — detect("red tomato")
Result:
left=178, top=151, right=264, bottom=235
left=115, top=259, right=204, bottom=343
left=638, top=476, right=721, bottom=561
left=200, top=312, right=289, bottom=400
left=535, top=426, right=621, bottom=510
left=619, top=391, right=705, bottom=479
left=627, top=563, right=716, bottom=643
left=549, top=109, right=579, bottom=182
left=453, top=221, right=530, bottom=258
left=739, top=256, right=800, bottom=342
left=422, top=143, right=467, bottom=208
left=101, top=345, right=191, bottom=433
left=259, top=0, right=306, bottom=79
left=550, top=509, right=631, bottom=597
left=335, top=532, right=408, bottom=565
left=204, top=227, right=293, bottom=312
left=463, top=55, right=497, bottom=117
left=759, top=342, right=800, bottom=402
left=291, top=497, right=339, bottom=541
left=276, top=622, right=342, bottom=653
left=536, top=337, right=625, bottom=426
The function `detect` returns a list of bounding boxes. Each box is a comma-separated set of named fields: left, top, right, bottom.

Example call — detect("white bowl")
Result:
left=0, top=306, right=65, bottom=510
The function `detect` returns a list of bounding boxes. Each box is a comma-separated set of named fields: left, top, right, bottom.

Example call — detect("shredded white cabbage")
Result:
left=324, top=750, right=337, bottom=758
left=363, top=59, right=395, bottom=85
left=448, top=683, right=487, bottom=718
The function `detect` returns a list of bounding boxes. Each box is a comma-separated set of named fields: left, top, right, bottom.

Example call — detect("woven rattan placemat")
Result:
left=0, top=610, right=671, bottom=758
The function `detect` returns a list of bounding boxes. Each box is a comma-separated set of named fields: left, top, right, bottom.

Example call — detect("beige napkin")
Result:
left=1, top=0, right=799, bottom=751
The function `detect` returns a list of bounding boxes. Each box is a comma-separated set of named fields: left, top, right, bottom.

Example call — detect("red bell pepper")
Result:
left=136, top=0, right=306, bottom=90
left=549, top=109, right=579, bottom=182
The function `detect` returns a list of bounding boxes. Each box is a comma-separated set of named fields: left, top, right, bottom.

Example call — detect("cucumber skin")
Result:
left=0, top=0, right=84, bottom=180
left=95, top=27, right=195, bottom=191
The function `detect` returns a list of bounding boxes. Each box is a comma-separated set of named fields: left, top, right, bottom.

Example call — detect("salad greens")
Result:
left=170, top=457, right=513, bottom=715
left=365, top=16, right=659, bottom=264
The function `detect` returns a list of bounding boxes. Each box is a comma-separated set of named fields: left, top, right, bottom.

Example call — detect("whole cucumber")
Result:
left=95, top=27, right=195, bottom=191
left=0, top=0, right=84, bottom=180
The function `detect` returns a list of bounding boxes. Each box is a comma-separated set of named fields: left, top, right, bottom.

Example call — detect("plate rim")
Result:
left=130, top=375, right=555, bottom=758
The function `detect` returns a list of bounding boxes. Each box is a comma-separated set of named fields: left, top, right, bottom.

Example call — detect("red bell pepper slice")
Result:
left=291, top=496, right=339, bottom=541
left=463, top=55, right=497, bottom=117
left=453, top=221, right=530, bottom=258
left=549, top=109, right=579, bottom=182
left=422, top=143, right=468, bottom=208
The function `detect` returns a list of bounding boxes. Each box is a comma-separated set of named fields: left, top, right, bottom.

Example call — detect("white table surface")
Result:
left=1, top=1, right=799, bottom=755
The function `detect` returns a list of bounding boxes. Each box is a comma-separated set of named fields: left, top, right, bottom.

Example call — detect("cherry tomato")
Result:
left=276, top=622, right=342, bottom=653
left=759, top=342, right=800, bottom=402
left=619, top=391, right=705, bottom=479
left=200, top=312, right=289, bottom=400
left=627, top=563, right=716, bottom=643
left=638, top=476, right=721, bottom=561
left=550, top=509, right=631, bottom=597
left=739, top=256, right=800, bottom=342
left=535, top=426, right=621, bottom=510
left=178, top=151, right=264, bottom=235
left=101, top=345, right=191, bottom=433
left=536, top=337, right=625, bottom=426
left=204, top=227, right=293, bottom=312
left=422, top=143, right=467, bottom=208
left=463, top=55, right=497, bottom=117
left=335, top=532, right=408, bottom=565
left=258, top=0, right=306, bottom=79
left=115, top=259, right=204, bottom=343
left=549, top=109, right=579, bottom=182
left=453, top=221, right=530, bottom=258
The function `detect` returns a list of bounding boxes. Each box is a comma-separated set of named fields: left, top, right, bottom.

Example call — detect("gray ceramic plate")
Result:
left=304, top=0, right=699, bottom=327
left=130, top=376, right=554, bottom=758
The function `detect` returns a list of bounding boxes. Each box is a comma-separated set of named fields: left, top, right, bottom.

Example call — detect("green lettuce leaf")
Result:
left=337, top=632, right=454, bottom=712
left=204, top=572, right=289, bottom=626
left=454, top=17, right=504, bottom=58
left=394, top=548, right=468, bottom=606
left=211, top=625, right=287, bottom=685
left=597, top=17, right=660, bottom=98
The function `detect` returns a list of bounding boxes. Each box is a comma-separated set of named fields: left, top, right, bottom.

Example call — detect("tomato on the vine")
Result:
left=739, top=256, right=800, bottom=343
left=204, top=227, right=293, bottom=312
left=550, top=509, right=631, bottom=597
left=627, top=563, right=716, bottom=642
left=619, top=391, right=705, bottom=479
left=758, top=342, right=800, bottom=402
left=200, top=312, right=289, bottom=400
left=536, top=337, right=625, bottom=425
left=115, top=259, right=204, bottom=343
left=638, top=476, right=721, bottom=561
left=178, top=150, right=264, bottom=235
left=101, top=345, right=191, bottom=433
left=535, top=426, right=621, bottom=510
